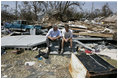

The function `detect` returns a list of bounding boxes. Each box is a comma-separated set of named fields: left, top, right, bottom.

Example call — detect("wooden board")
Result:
left=73, top=33, right=113, bottom=38
left=69, top=53, right=117, bottom=78
left=71, top=28, right=86, bottom=31
left=69, top=53, right=87, bottom=78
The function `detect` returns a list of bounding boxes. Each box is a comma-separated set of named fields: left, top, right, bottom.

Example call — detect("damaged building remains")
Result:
left=1, top=1, right=117, bottom=78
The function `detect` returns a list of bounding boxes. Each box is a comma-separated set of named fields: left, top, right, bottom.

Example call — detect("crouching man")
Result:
left=46, top=25, right=62, bottom=55
left=61, top=24, right=73, bottom=54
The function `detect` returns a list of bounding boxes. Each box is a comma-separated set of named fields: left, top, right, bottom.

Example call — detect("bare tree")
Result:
left=2, top=1, right=85, bottom=22
left=18, top=1, right=33, bottom=21
left=30, top=1, right=47, bottom=21
left=101, top=3, right=113, bottom=17
left=3, top=4, right=9, bottom=11
left=46, top=1, right=84, bottom=21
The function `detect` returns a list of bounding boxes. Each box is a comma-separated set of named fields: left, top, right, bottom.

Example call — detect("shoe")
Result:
left=43, top=53, right=49, bottom=59
left=35, top=54, right=40, bottom=58
left=48, top=47, right=51, bottom=52
left=46, top=47, right=48, bottom=51
left=58, top=49, right=61, bottom=54
left=47, top=47, right=50, bottom=55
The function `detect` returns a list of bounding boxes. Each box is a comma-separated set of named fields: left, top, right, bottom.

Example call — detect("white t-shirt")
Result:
left=62, top=29, right=73, bottom=39
left=46, top=28, right=61, bottom=38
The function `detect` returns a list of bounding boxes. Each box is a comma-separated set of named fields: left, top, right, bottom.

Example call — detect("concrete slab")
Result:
left=50, top=41, right=77, bottom=49
left=49, top=41, right=78, bottom=54
left=1, top=35, right=46, bottom=48
left=50, top=51, right=78, bottom=55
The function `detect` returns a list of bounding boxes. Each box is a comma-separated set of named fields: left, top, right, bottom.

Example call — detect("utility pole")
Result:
left=16, top=1, right=18, bottom=19
left=91, top=2, right=94, bottom=19
left=91, top=2, right=94, bottom=13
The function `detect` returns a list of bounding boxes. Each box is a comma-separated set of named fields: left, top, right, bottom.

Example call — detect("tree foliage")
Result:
left=1, top=1, right=114, bottom=22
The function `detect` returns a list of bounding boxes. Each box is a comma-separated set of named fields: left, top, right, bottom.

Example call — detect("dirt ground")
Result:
left=100, top=56, right=117, bottom=68
left=1, top=49, right=117, bottom=78
left=1, top=50, right=72, bottom=78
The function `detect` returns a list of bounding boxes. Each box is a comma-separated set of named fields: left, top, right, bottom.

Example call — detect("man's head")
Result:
left=53, top=24, right=58, bottom=31
left=64, top=24, right=69, bottom=32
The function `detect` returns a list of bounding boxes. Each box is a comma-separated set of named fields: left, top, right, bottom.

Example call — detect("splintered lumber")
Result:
left=69, top=25, right=87, bottom=29
left=71, top=28, right=86, bottom=32
left=73, top=32, right=113, bottom=38
left=69, top=53, right=117, bottom=78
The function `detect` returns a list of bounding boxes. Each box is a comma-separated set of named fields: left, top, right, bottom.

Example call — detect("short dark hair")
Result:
left=64, top=24, right=69, bottom=28
left=53, top=24, right=58, bottom=28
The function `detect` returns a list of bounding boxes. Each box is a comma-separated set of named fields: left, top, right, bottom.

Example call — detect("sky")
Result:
left=82, top=1, right=117, bottom=13
left=1, top=1, right=117, bottom=13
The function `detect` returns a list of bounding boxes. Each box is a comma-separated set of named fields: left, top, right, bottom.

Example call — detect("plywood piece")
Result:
left=69, top=53, right=87, bottom=78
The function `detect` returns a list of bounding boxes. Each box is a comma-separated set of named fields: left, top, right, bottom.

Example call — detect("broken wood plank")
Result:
left=69, top=25, right=87, bottom=29
left=69, top=53, right=87, bottom=78
left=72, top=37, right=113, bottom=41
left=71, top=28, right=86, bottom=31
left=69, top=53, right=117, bottom=78
left=73, top=33, right=113, bottom=38
left=73, top=40, right=94, bottom=51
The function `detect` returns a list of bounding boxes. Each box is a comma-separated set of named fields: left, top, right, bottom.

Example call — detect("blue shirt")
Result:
left=46, top=28, right=61, bottom=38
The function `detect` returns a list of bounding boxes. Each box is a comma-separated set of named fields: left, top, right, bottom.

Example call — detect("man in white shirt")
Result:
left=46, top=25, right=61, bottom=55
left=61, top=24, right=73, bottom=54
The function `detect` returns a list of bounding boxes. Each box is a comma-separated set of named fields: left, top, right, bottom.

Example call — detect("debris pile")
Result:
left=1, top=14, right=117, bottom=78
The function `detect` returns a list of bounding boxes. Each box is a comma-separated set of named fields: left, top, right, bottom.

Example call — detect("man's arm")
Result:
left=62, top=29, right=67, bottom=41
left=55, top=36, right=61, bottom=39
left=46, top=29, right=51, bottom=37
left=46, top=29, right=54, bottom=40
left=67, top=30, right=73, bottom=41
left=67, top=37, right=72, bottom=40
left=47, top=36, right=53, bottom=40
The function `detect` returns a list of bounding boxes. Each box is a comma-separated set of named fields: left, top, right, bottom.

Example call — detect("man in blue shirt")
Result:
left=46, top=25, right=62, bottom=55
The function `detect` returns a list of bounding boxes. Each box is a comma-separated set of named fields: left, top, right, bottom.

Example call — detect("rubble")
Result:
left=1, top=14, right=117, bottom=78
left=102, top=15, right=117, bottom=23
left=76, top=40, right=117, bottom=60
left=98, top=48, right=117, bottom=60
left=25, top=61, right=36, bottom=66
left=73, top=32, right=113, bottom=38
